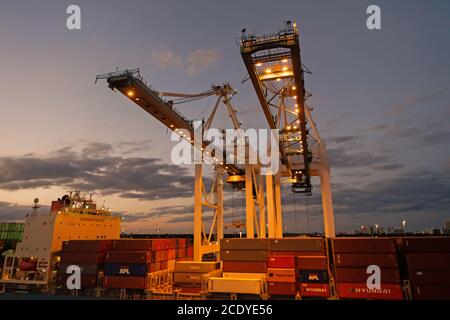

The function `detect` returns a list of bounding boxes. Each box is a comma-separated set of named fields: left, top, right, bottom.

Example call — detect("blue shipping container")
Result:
left=104, top=263, right=147, bottom=276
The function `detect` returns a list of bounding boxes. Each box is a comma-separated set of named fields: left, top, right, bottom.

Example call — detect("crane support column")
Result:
left=194, top=164, right=203, bottom=261
left=319, top=147, right=336, bottom=238
left=258, top=174, right=266, bottom=238
left=245, top=164, right=255, bottom=238
left=274, top=173, right=283, bottom=237
left=266, top=174, right=276, bottom=238
left=216, top=167, right=224, bottom=242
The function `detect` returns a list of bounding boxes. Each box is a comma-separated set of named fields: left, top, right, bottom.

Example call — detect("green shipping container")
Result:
left=0, top=223, right=24, bottom=240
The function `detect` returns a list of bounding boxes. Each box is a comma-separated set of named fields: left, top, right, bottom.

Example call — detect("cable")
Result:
left=292, top=191, right=298, bottom=235
left=305, top=195, right=310, bottom=234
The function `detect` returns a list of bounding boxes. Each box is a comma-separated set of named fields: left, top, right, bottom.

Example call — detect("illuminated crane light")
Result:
left=282, top=66, right=288, bottom=71
left=170, top=124, right=174, bottom=128
left=276, top=78, right=281, bottom=82
left=282, top=59, right=288, bottom=63
left=256, top=62, right=262, bottom=67
left=293, top=95, right=297, bottom=99
left=135, top=97, right=140, bottom=101
left=127, top=91, right=134, bottom=97
left=265, top=68, right=272, bottom=74
left=295, top=103, right=298, bottom=107
left=292, top=86, right=296, bottom=90
left=295, top=108, right=300, bottom=113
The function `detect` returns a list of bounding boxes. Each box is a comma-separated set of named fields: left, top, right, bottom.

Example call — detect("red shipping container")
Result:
left=112, top=239, right=153, bottom=251
left=186, top=246, right=193, bottom=257
left=19, top=260, right=37, bottom=271
left=152, top=250, right=169, bottom=262
left=334, top=253, right=398, bottom=268
left=105, top=251, right=150, bottom=264
left=299, top=283, right=330, bottom=297
left=296, top=256, right=327, bottom=270
left=271, top=251, right=324, bottom=257
left=270, top=238, right=324, bottom=252
left=337, top=283, right=403, bottom=300
left=402, top=237, right=450, bottom=253
left=332, top=238, right=396, bottom=253
left=408, top=270, right=450, bottom=285
left=151, top=239, right=162, bottom=250
left=149, top=262, right=160, bottom=272
left=169, top=238, right=177, bottom=249
left=177, top=238, right=186, bottom=248
left=267, top=268, right=296, bottom=283
left=412, top=284, right=450, bottom=300
left=406, top=253, right=450, bottom=270
left=268, top=255, right=296, bottom=268
left=61, top=252, right=105, bottom=264
left=62, top=240, right=113, bottom=253
left=176, top=248, right=185, bottom=259
left=267, top=282, right=298, bottom=296
left=222, top=261, right=267, bottom=273
left=160, top=260, right=168, bottom=270
left=168, top=249, right=176, bottom=260
left=334, top=267, right=401, bottom=284
left=104, top=276, right=147, bottom=289
left=160, top=239, right=170, bottom=250
left=60, top=274, right=98, bottom=289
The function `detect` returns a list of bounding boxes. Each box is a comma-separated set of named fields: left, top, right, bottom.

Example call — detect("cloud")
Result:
left=186, top=49, right=218, bottom=76
left=151, top=49, right=183, bottom=69
left=389, top=90, right=448, bottom=116
left=151, top=48, right=218, bottom=76
left=0, top=201, right=49, bottom=221
left=0, top=143, right=195, bottom=201
left=328, top=147, right=402, bottom=170
left=326, top=135, right=359, bottom=145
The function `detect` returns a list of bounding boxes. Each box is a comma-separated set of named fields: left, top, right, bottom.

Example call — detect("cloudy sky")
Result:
left=0, top=0, right=449, bottom=234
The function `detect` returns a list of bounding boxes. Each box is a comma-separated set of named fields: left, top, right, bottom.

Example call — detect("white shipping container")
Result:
left=208, top=277, right=262, bottom=294
left=222, top=272, right=266, bottom=280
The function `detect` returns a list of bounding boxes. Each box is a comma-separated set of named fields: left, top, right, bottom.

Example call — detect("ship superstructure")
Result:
left=0, top=192, right=121, bottom=290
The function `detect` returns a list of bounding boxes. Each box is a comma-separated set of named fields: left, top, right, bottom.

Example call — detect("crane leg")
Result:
left=274, top=173, right=283, bottom=237
left=320, top=148, right=336, bottom=238
left=194, top=164, right=203, bottom=261
left=245, top=164, right=255, bottom=238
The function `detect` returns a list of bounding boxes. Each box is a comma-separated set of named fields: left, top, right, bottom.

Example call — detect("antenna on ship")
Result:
left=31, top=198, right=40, bottom=216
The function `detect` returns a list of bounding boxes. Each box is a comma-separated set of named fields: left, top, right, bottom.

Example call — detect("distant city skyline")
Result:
left=1, top=0, right=450, bottom=233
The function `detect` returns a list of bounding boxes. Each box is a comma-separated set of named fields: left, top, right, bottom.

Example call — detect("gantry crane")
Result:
left=96, top=21, right=336, bottom=262
left=238, top=21, right=336, bottom=238
left=96, top=69, right=247, bottom=260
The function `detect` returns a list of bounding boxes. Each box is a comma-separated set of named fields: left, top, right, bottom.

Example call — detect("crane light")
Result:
left=265, top=68, right=272, bottom=74
left=292, top=86, right=296, bottom=90
left=276, top=78, right=281, bottom=82
left=282, top=59, right=288, bottom=63
left=282, top=66, right=288, bottom=71
left=256, top=62, right=262, bottom=67
left=127, top=90, right=134, bottom=97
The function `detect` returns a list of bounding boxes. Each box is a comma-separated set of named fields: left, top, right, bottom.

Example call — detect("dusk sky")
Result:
left=1, top=0, right=449, bottom=234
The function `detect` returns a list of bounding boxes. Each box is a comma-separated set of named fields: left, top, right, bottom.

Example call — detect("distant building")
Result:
left=445, top=220, right=450, bottom=235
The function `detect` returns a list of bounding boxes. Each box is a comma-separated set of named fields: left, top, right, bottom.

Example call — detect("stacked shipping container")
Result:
left=332, top=238, right=403, bottom=300
left=398, top=237, right=450, bottom=300
left=221, top=239, right=269, bottom=277
left=173, top=261, right=219, bottom=293
left=269, top=238, right=329, bottom=297
left=58, top=240, right=112, bottom=289
left=104, top=238, right=193, bottom=290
